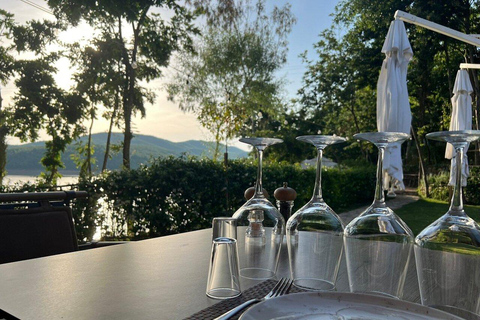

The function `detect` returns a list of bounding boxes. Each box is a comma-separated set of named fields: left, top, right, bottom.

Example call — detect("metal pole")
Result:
left=395, top=10, right=480, bottom=47
left=460, top=63, right=480, bottom=69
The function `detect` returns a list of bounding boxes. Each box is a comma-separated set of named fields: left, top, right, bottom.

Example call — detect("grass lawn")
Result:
left=396, top=198, right=480, bottom=235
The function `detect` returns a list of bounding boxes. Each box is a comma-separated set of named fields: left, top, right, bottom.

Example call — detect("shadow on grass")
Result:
left=396, top=198, right=480, bottom=236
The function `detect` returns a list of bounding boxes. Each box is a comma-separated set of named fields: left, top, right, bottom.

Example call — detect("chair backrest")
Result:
left=0, top=191, right=86, bottom=264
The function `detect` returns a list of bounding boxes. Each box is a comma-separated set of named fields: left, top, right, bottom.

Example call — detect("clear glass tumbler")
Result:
left=206, top=237, right=241, bottom=299
left=287, top=135, right=346, bottom=291
left=344, top=132, right=414, bottom=299
left=415, top=130, right=480, bottom=318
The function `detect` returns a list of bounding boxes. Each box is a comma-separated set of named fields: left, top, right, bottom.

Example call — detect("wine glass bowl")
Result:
left=286, top=135, right=346, bottom=291
left=232, top=137, right=284, bottom=280
left=296, top=135, right=346, bottom=147
left=415, top=130, right=480, bottom=317
left=426, top=130, right=480, bottom=144
left=239, top=137, right=283, bottom=149
left=353, top=132, right=410, bottom=146
left=344, top=131, right=414, bottom=299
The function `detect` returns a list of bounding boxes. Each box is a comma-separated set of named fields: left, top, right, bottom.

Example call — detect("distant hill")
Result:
left=6, top=133, right=247, bottom=175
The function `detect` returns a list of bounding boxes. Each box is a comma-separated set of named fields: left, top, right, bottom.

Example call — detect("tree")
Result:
left=5, top=17, right=88, bottom=185
left=166, top=0, right=296, bottom=160
left=298, top=0, right=478, bottom=170
left=11, top=56, right=87, bottom=184
left=47, top=0, right=199, bottom=169
left=0, top=10, right=16, bottom=185
left=67, top=36, right=126, bottom=175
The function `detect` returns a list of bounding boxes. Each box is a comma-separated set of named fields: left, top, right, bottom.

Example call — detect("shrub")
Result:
left=2, top=156, right=377, bottom=241
left=420, top=166, right=480, bottom=205
left=71, top=156, right=376, bottom=240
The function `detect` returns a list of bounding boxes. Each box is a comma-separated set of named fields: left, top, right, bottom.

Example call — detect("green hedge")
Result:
left=419, top=167, right=480, bottom=205
left=72, top=157, right=376, bottom=241
left=1, top=157, right=376, bottom=241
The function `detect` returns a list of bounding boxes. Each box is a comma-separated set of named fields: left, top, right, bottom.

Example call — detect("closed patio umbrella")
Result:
left=445, top=69, right=473, bottom=186
left=377, top=19, right=413, bottom=191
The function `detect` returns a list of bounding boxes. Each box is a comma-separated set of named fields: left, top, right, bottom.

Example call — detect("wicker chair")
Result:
left=0, top=191, right=86, bottom=264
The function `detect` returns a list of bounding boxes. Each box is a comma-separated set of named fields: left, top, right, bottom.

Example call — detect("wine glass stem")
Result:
left=255, top=148, right=264, bottom=196
left=312, top=147, right=324, bottom=201
left=374, top=146, right=386, bottom=206
left=450, top=145, right=464, bottom=212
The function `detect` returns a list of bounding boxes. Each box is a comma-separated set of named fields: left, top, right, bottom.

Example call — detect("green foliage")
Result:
left=465, top=167, right=480, bottom=204
left=420, top=171, right=450, bottom=201
left=166, top=0, right=295, bottom=160
left=298, top=0, right=480, bottom=167
left=71, top=138, right=96, bottom=179
left=420, top=167, right=480, bottom=205
left=0, top=156, right=376, bottom=241
left=0, top=10, right=16, bottom=185
left=12, top=19, right=64, bottom=54
left=7, top=17, right=88, bottom=185
left=48, top=0, right=199, bottom=169
left=0, top=10, right=15, bottom=84
left=71, top=156, right=375, bottom=240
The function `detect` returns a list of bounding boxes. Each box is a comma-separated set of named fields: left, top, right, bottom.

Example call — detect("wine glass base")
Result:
left=240, top=267, right=275, bottom=280
left=293, top=278, right=335, bottom=291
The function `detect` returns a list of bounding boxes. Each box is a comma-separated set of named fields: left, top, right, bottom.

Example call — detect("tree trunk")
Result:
left=348, top=103, right=367, bottom=159
left=86, top=117, right=94, bottom=177
left=123, top=69, right=134, bottom=169
left=444, top=44, right=453, bottom=103
left=118, top=15, right=133, bottom=170
left=123, top=106, right=132, bottom=169
left=411, top=126, right=429, bottom=197
left=121, top=50, right=133, bottom=170
left=121, top=11, right=146, bottom=170
left=0, top=90, right=7, bottom=185
left=102, top=94, right=119, bottom=172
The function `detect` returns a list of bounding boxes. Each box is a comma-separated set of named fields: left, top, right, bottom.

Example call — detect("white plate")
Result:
left=239, top=292, right=464, bottom=320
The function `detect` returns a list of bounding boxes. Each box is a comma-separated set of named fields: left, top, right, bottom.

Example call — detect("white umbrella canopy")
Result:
left=377, top=20, right=413, bottom=191
left=445, top=69, right=473, bottom=186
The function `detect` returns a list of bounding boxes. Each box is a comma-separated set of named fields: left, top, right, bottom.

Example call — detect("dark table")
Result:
left=0, top=228, right=420, bottom=319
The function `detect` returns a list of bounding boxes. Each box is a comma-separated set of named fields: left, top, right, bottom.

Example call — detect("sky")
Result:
left=0, top=0, right=340, bottom=149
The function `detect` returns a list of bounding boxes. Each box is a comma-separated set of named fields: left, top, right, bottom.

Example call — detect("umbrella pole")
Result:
left=411, top=126, right=429, bottom=197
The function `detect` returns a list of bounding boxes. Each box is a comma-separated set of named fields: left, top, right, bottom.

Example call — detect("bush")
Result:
left=420, top=166, right=480, bottom=205
left=71, top=156, right=376, bottom=240
left=0, top=157, right=376, bottom=241
left=465, top=167, right=480, bottom=204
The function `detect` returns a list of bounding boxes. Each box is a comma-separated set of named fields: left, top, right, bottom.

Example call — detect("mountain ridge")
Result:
left=6, top=132, right=247, bottom=175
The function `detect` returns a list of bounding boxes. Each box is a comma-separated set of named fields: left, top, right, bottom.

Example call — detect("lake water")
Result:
left=4, top=175, right=79, bottom=186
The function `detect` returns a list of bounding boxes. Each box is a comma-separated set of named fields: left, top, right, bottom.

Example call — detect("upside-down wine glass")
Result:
left=232, top=137, right=285, bottom=280
left=344, top=132, right=414, bottom=299
left=287, top=135, right=346, bottom=291
left=415, top=130, right=480, bottom=318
